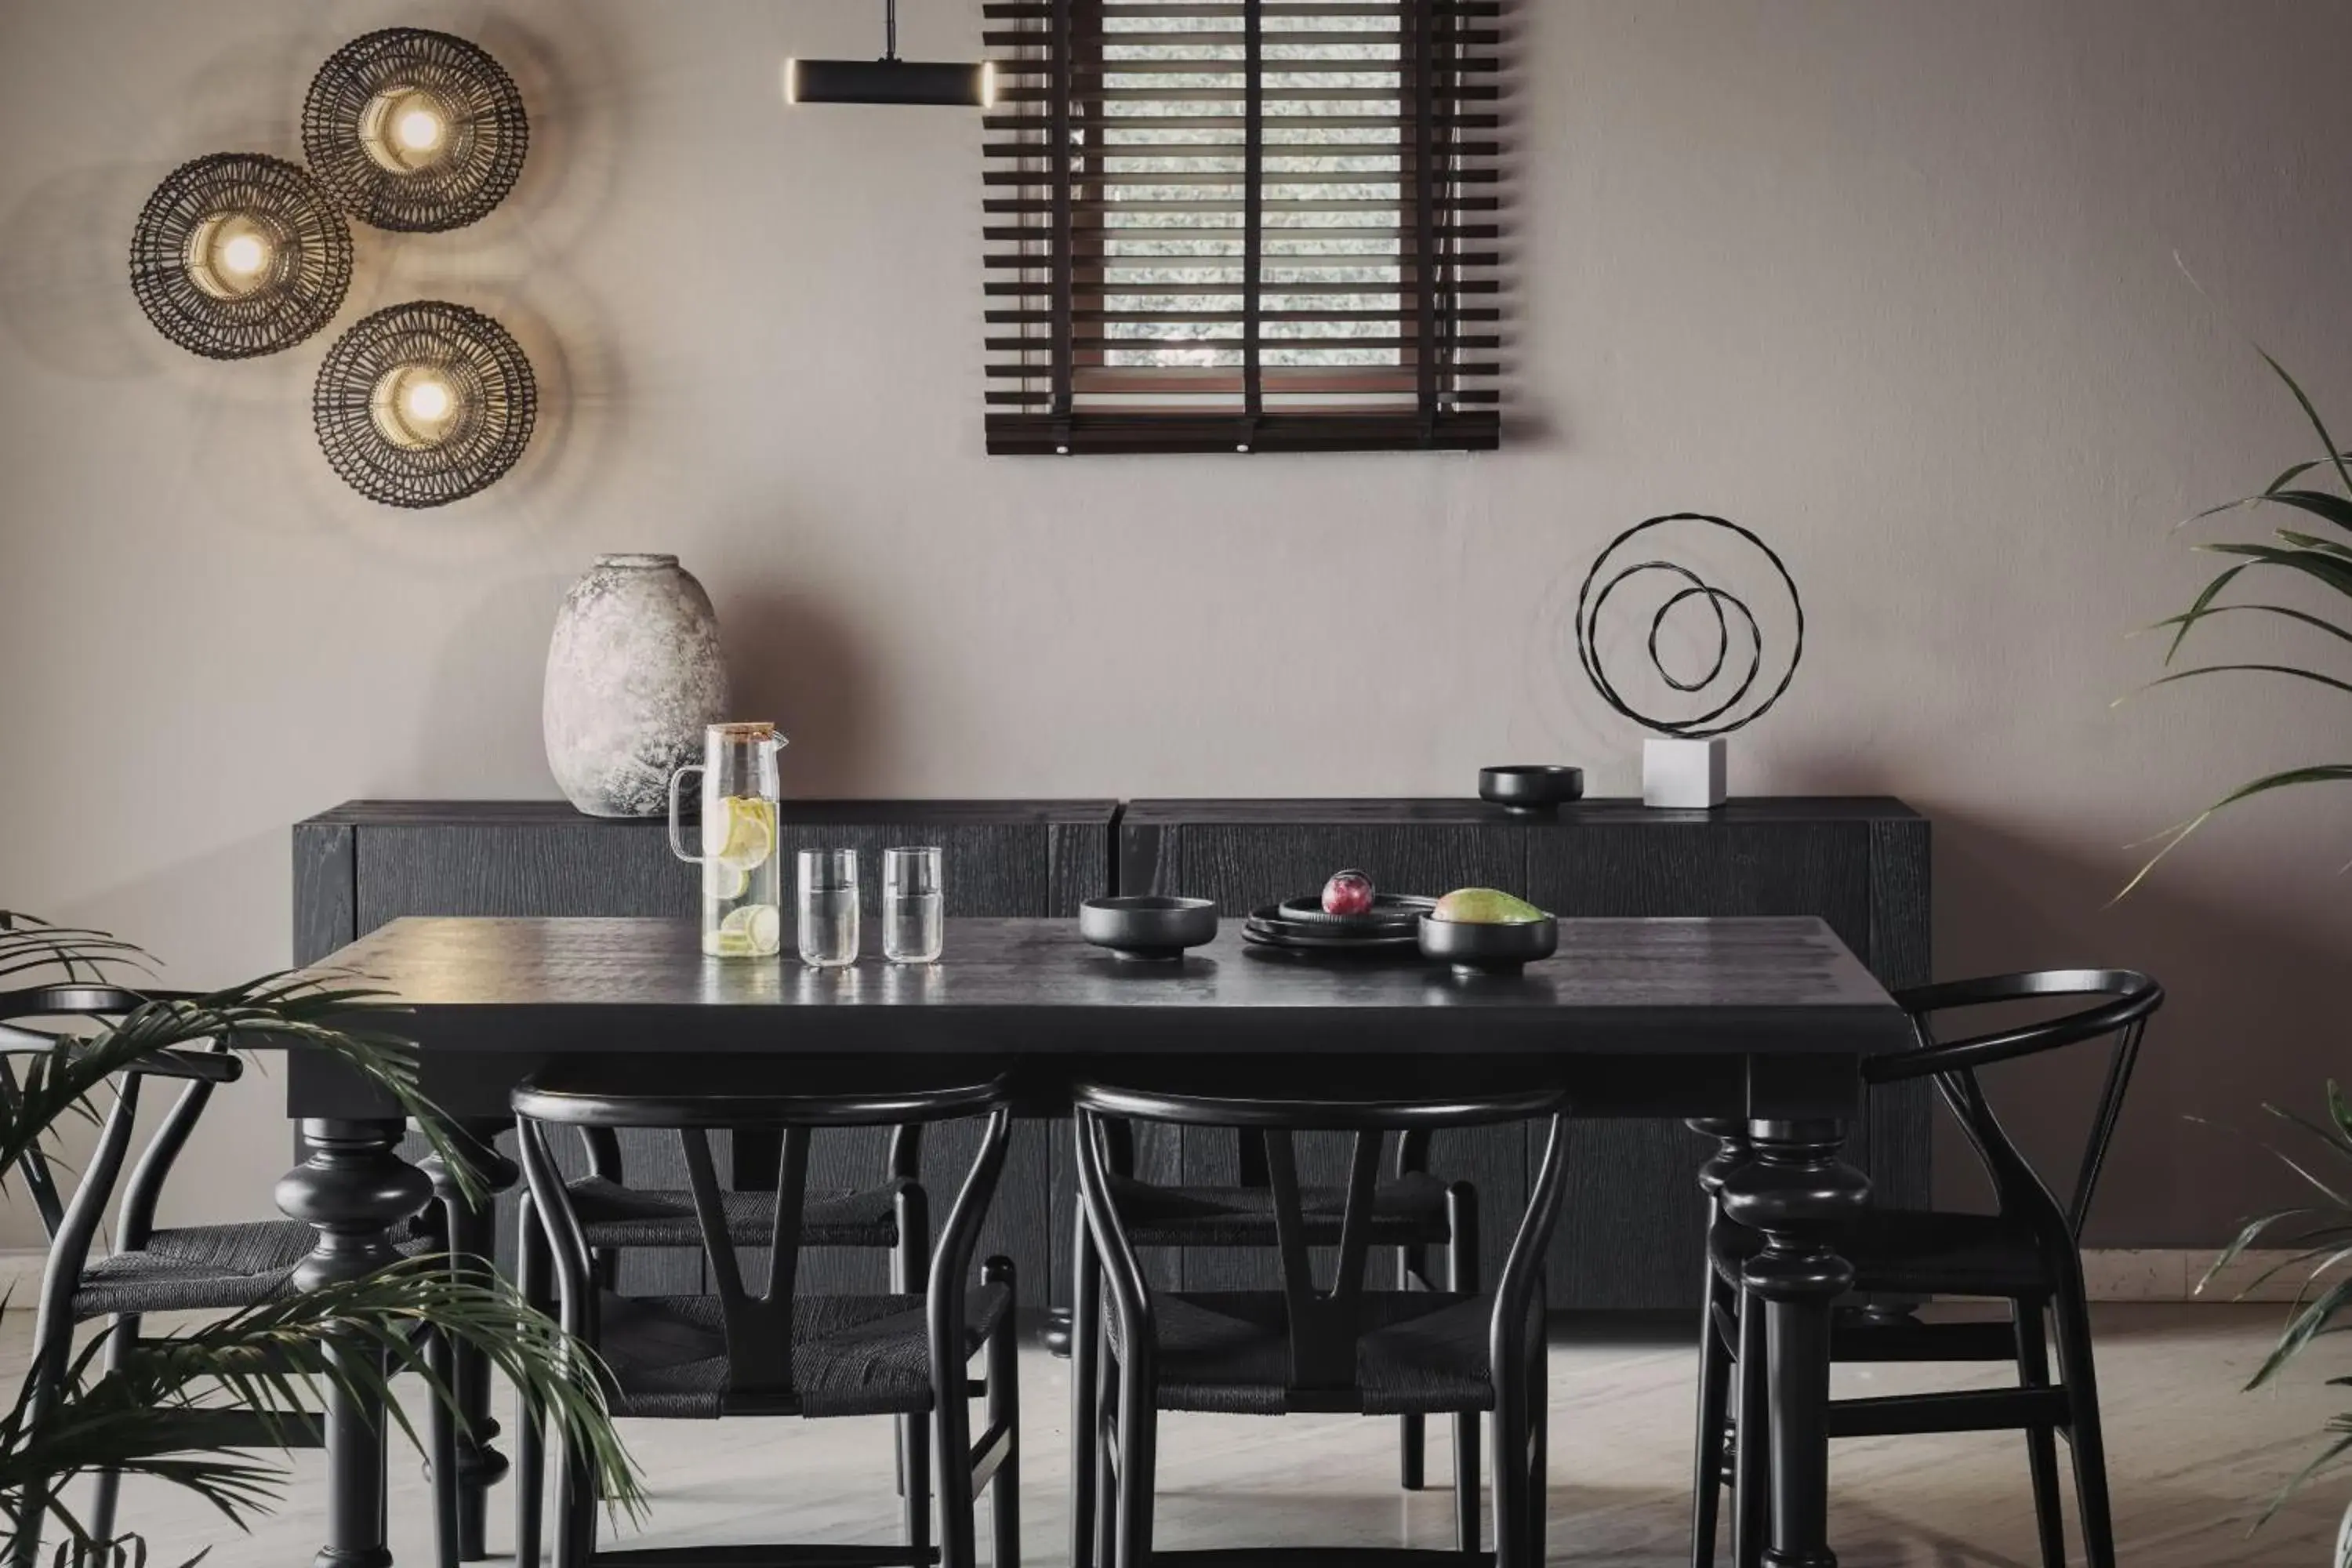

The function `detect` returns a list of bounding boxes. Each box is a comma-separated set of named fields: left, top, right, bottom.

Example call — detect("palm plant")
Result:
left=0, top=913, right=643, bottom=1566
left=2126, top=350, right=2352, bottom=893
left=2201, top=1085, right=2352, bottom=1542
left=2133, top=351, right=2352, bottom=1559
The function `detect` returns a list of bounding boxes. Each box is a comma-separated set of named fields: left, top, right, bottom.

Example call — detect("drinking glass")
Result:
left=797, top=848, right=860, bottom=967
left=666, top=723, right=786, bottom=959
left=883, top=847, right=943, bottom=964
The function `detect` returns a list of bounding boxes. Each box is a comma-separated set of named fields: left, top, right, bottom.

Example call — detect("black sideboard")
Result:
left=292, top=795, right=1929, bottom=1312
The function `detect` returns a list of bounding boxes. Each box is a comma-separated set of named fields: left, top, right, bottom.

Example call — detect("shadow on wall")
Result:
left=416, top=569, right=576, bottom=797
left=724, top=583, right=879, bottom=799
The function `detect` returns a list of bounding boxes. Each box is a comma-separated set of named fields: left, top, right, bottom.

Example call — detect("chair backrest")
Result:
left=0, top=983, right=230, bottom=1245
left=1867, top=969, right=2162, bottom=1242
left=513, top=1058, right=1010, bottom=1414
left=1, top=984, right=240, bottom=1413
left=1071, top=1073, right=1570, bottom=1406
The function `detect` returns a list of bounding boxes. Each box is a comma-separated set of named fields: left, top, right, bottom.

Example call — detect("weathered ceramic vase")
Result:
left=543, top=554, right=730, bottom=817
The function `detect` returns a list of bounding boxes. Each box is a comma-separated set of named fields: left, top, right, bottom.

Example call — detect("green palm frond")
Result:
left=2130, top=352, right=2352, bottom=901
left=0, top=916, right=639, bottom=1554
left=0, top=1257, right=644, bottom=1542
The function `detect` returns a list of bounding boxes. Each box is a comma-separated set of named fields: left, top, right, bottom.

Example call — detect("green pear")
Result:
left=1431, top=887, right=1547, bottom=924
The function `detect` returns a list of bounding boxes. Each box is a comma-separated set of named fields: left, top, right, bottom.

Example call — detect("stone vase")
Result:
left=543, top=554, right=730, bottom=817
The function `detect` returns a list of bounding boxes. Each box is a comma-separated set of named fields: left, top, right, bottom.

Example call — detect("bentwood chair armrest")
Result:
left=1867, top=970, right=2162, bottom=1083
left=0, top=1025, right=241, bottom=1084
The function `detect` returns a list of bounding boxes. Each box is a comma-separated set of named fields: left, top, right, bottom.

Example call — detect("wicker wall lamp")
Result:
left=303, top=27, right=528, bottom=231
left=313, top=300, right=535, bottom=507
left=129, top=153, right=353, bottom=359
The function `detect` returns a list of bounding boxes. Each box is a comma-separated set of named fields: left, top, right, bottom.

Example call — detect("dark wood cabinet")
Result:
left=293, top=795, right=1927, bottom=1312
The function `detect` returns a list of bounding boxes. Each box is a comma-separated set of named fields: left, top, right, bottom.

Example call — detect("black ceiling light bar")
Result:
left=787, top=0, right=992, bottom=107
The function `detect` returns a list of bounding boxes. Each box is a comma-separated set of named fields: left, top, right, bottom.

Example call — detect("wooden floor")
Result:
left=20, top=1305, right=2343, bottom=1566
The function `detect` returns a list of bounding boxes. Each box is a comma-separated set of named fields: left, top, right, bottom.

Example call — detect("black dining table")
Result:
left=281, top=913, right=1909, bottom=1568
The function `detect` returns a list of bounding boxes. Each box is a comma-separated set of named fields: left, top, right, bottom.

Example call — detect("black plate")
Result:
left=1273, top=893, right=1434, bottom=931
left=1241, top=927, right=1418, bottom=960
left=1244, top=913, right=1418, bottom=952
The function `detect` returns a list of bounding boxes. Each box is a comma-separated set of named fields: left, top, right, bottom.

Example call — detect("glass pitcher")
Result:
left=667, top=722, right=787, bottom=957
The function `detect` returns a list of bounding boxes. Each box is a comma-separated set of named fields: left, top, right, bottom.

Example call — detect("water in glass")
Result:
left=797, top=849, right=860, bottom=967
left=883, top=846, right=943, bottom=964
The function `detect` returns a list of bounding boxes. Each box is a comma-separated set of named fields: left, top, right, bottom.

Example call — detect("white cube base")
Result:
left=1642, top=738, right=1727, bottom=809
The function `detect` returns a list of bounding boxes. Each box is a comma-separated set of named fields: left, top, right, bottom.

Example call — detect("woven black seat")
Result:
left=1070, top=1074, right=1570, bottom=1568
left=72, top=1217, right=437, bottom=1321
left=1691, top=970, right=2162, bottom=1568
left=1103, top=1287, right=1546, bottom=1418
left=564, top=1173, right=906, bottom=1250
left=1112, top=1171, right=1450, bottom=1248
left=595, top=1283, right=1013, bottom=1420
left=1707, top=1207, right=2048, bottom=1300
left=514, top=1058, right=1022, bottom=1568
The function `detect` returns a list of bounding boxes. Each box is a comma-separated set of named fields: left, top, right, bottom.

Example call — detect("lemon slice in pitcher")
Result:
left=702, top=795, right=776, bottom=872
left=708, top=861, right=750, bottom=901
left=720, top=902, right=782, bottom=956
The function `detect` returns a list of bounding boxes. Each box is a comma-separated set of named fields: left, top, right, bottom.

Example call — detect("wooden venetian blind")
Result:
left=982, top=0, right=1501, bottom=456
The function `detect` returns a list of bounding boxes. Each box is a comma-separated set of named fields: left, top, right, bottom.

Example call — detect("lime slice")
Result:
left=703, top=929, right=754, bottom=958
left=702, top=796, right=776, bottom=873
left=720, top=902, right=782, bottom=956
left=708, top=861, right=749, bottom=901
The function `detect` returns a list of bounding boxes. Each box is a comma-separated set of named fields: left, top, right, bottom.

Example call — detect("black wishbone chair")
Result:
left=0, top=984, right=463, bottom=1568
left=1066, top=1116, right=1479, bottom=1568
left=1071, top=1073, right=1570, bottom=1568
left=1690, top=969, right=2163, bottom=1568
left=510, top=1118, right=931, bottom=1566
left=513, top=1058, right=1022, bottom=1568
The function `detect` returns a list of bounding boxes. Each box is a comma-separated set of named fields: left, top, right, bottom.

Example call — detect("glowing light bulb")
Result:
left=404, top=375, right=453, bottom=423
left=219, top=232, right=270, bottom=276
left=395, top=107, right=445, bottom=152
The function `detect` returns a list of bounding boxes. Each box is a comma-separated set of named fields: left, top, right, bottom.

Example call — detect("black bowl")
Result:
left=1080, top=896, right=1218, bottom=961
left=1417, top=912, right=1559, bottom=976
left=1478, top=764, right=1585, bottom=815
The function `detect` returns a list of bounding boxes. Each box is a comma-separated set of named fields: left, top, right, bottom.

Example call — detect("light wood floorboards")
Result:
left=16, top=1305, right=2340, bottom=1566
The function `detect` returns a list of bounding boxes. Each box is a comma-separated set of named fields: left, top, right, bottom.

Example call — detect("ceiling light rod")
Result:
left=785, top=0, right=992, bottom=107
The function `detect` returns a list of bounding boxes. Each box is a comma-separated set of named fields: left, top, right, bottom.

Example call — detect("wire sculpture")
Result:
left=128, top=153, right=353, bottom=359
left=302, top=27, right=528, bottom=232
left=1573, top=513, right=1805, bottom=739
left=312, top=301, right=535, bottom=508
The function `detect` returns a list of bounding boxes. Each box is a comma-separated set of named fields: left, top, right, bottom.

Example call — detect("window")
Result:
left=982, top=1, right=1501, bottom=455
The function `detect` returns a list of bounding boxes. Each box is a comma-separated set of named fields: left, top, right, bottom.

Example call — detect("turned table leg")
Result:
left=1719, top=1117, right=1869, bottom=1568
left=277, top=1117, right=434, bottom=1568
left=421, top=1120, right=517, bottom=1561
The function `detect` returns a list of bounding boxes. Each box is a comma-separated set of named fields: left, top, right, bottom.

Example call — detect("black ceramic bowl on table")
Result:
left=1080, top=895, right=1218, bottom=961
left=1478, top=765, right=1584, bottom=815
left=1417, top=913, right=1559, bottom=976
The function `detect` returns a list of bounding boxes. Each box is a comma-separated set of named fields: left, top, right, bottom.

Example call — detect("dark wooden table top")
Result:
left=303, top=915, right=1910, bottom=1059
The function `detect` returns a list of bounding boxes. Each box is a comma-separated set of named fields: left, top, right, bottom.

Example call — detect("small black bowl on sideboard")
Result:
left=1478, top=765, right=1584, bottom=815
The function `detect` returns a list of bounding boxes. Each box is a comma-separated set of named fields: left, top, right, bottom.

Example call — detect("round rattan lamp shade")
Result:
left=314, top=301, right=535, bottom=508
left=303, top=28, right=528, bottom=232
left=129, top=154, right=353, bottom=359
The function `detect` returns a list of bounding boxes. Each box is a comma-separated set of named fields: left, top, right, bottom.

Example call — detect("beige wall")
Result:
left=2, top=0, right=2349, bottom=1249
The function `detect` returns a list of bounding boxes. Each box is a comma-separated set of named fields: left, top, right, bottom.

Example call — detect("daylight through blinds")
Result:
left=982, top=0, right=1503, bottom=454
